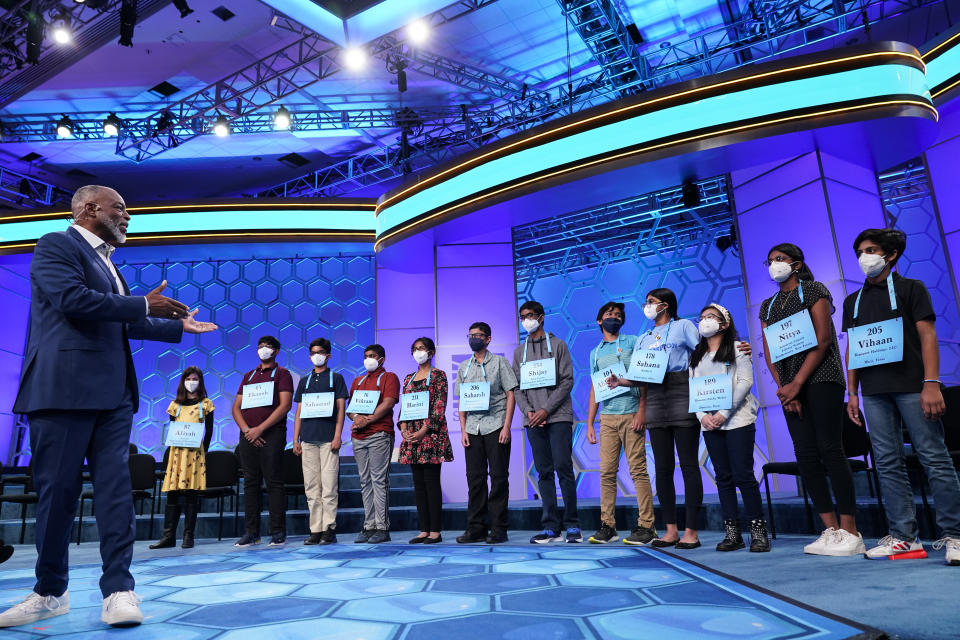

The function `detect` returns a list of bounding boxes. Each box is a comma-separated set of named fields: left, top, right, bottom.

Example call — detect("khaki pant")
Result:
left=301, top=441, right=339, bottom=533
left=599, top=413, right=655, bottom=528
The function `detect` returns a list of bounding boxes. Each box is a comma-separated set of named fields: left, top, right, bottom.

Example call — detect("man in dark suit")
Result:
left=0, top=185, right=216, bottom=629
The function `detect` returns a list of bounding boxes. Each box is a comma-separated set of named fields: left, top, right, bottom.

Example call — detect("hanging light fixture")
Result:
left=56, top=115, right=74, bottom=138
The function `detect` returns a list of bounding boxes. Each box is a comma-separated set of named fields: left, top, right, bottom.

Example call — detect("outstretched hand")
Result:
left=182, top=308, right=218, bottom=334
left=146, top=280, right=190, bottom=319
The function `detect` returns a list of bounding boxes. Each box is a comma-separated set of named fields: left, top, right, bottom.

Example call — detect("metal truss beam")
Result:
left=0, top=0, right=172, bottom=108
left=0, top=163, right=71, bottom=209
left=256, top=0, right=940, bottom=198
left=0, top=105, right=500, bottom=142
left=558, top=0, right=647, bottom=97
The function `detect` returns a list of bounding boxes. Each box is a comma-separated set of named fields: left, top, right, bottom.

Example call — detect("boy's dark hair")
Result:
left=853, top=228, right=907, bottom=265
left=596, top=301, right=626, bottom=323
left=768, top=243, right=815, bottom=281
left=469, top=322, right=492, bottom=337
left=175, top=366, right=208, bottom=405
left=689, top=306, right=739, bottom=369
left=519, top=300, right=545, bottom=317
left=364, top=343, right=385, bottom=359
left=646, top=287, right=680, bottom=320
left=309, top=337, right=331, bottom=353
left=257, top=335, right=281, bottom=350
left=411, top=337, right=436, bottom=355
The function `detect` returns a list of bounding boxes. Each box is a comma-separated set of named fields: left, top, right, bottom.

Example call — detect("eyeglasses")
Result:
left=519, top=313, right=540, bottom=321
left=310, top=350, right=328, bottom=356
left=467, top=333, right=488, bottom=340
left=699, top=315, right=723, bottom=323
left=762, top=256, right=795, bottom=267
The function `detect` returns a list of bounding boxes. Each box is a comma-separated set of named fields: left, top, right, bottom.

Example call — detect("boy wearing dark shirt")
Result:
left=843, top=228, right=960, bottom=565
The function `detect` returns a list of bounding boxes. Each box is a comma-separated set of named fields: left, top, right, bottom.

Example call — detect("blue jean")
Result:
left=702, top=425, right=763, bottom=522
left=862, top=392, right=960, bottom=540
left=526, top=422, right=579, bottom=532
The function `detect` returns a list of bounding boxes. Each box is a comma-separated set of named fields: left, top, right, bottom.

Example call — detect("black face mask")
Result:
left=601, top=318, right=623, bottom=334
left=468, top=337, right=486, bottom=352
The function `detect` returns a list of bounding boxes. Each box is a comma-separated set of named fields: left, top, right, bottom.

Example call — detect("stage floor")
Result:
left=0, top=534, right=884, bottom=640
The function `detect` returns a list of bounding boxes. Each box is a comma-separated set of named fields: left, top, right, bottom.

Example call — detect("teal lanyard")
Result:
left=853, top=273, right=898, bottom=322
left=247, top=366, right=277, bottom=383
left=357, top=372, right=385, bottom=388
left=405, top=367, right=432, bottom=392
left=521, top=333, right=552, bottom=365
left=644, top=320, right=672, bottom=350
left=766, top=282, right=805, bottom=321
left=464, top=356, right=487, bottom=380
left=175, top=401, right=204, bottom=421
left=592, top=334, right=622, bottom=370
left=307, top=370, right=334, bottom=390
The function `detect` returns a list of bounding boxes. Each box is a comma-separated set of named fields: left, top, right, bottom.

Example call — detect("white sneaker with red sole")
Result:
left=865, top=535, right=928, bottom=560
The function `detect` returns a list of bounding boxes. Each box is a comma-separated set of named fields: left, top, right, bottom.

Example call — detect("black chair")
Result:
left=198, top=450, right=239, bottom=540
left=282, top=448, right=305, bottom=509
left=761, top=460, right=815, bottom=539
left=0, top=465, right=32, bottom=495
left=77, top=454, right=157, bottom=544
left=904, top=385, right=960, bottom=535
left=155, top=448, right=170, bottom=498
left=0, top=465, right=37, bottom=544
left=129, top=443, right=139, bottom=455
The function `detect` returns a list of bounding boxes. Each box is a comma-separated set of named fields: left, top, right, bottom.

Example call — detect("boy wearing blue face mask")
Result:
left=585, top=302, right=658, bottom=545
left=844, top=228, right=960, bottom=565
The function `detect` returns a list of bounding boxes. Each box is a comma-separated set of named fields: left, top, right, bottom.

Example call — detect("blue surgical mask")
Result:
left=469, top=337, right=486, bottom=352
left=601, top=318, right=622, bottom=334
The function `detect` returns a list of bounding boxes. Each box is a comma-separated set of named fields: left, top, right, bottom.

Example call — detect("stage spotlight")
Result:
left=118, top=0, right=137, bottom=47
left=56, top=115, right=74, bottom=139
left=25, top=15, right=44, bottom=64
left=681, top=180, right=700, bottom=208
left=155, top=111, right=174, bottom=132
left=51, top=16, right=72, bottom=44
left=344, top=46, right=367, bottom=71
left=103, top=113, right=123, bottom=136
left=172, top=0, right=193, bottom=18
left=406, top=19, right=429, bottom=44
left=397, top=67, right=407, bottom=93
left=273, top=106, right=291, bottom=130
left=213, top=114, right=230, bottom=137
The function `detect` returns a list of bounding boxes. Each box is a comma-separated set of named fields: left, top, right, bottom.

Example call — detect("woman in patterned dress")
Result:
left=398, top=337, right=454, bottom=544
left=150, top=367, right=214, bottom=550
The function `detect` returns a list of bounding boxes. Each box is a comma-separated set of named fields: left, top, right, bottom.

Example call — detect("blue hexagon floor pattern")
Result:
left=0, top=544, right=877, bottom=639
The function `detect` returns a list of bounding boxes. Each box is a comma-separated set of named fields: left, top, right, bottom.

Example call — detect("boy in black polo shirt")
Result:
left=843, top=228, right=960, bottom=565
left=294, top=338, right=349, bottom=545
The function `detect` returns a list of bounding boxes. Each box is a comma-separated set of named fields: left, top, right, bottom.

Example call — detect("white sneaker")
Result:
left=803, top=528, right=837, bottom=555
left=822, top=529, right=866, bottom=556
left=0, top=591, right=69, bottom=628
left=101, top=591, right=143, bottom=626
left=933, top=537, right=960, bottom=566
left=865, top=534, right=927, bottom=560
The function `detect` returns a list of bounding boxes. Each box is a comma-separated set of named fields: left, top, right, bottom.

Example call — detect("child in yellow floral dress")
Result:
left=150, top=367, right=214, bottom=549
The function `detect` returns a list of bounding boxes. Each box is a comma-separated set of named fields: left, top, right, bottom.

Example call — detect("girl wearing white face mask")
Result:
left=689, top=305, right=767, bottom=552
left=151, top=367, right=214, bottom=550
left=760, top=243, right=863, bottom=557
left=398, top=337, right=453, bottom=544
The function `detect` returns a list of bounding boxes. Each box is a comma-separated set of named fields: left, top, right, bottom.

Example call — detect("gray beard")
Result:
left=101, top=216, right=126, bottom=244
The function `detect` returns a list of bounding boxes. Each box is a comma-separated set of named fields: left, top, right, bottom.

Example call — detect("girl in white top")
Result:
left=689, top=303, right=769, bottom=553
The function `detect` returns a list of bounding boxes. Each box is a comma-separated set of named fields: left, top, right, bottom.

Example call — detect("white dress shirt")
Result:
left=71, top=224, right=149, bottom=313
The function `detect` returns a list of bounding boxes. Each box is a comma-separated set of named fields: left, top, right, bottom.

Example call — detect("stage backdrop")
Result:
left=512, top=175, right=763, bottom=500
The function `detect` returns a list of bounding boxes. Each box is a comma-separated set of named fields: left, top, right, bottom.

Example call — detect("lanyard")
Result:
left=247, top=366, right=277, bottom=384
left=464, top=356, right=487, bottom=380
left=405, top=366, right=432, bottom=392
left=521, top=333, right=552, bottom=365
left=357, top=372, right=385, bottom=388
left=645, top=320, right=672, bottom=349
left=175, top=401, right=204, bottom=421
left=766, top=282, right=805, bottom=321
left=592, top=334, right=622, bottom=370
left=307, top=370, right=334, bottom=390
left=853, top=273, right=898, bottom=321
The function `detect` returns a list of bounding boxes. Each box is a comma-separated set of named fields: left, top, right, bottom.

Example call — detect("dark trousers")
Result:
left=411, top=463, right=443, bottom=532
left=783, top=382, right=857, bottom=515
left=527, top=422, right=579, bottom=532
left=702, top=425, right=763, bottom=522
left=649, top=426, right=703, bottom=527
left=28, top=390, right=136, bottom=597
left=238, top=424, right=287, bottom=535
left=464, top=432, right=511, bottom=534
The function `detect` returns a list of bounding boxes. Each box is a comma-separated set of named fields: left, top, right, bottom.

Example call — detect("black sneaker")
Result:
left=529, top=530, right=562, bottom=544
left=304, top=532, right=323, bottom=546
left=269, top=532, right=287, bottom=546
left=320, top=529, right=337, bottom=545
left=565, top=528, right=583, bottom=544
left=486, top=532, right=508, bottom=544
left=355, top=529, right=374, bottom=543
left=588, top=524, right=619, bottom=544
left=456, top=530, right=487, bottom=544
left=367, top=530, right=391, bottom=544
left=623, top=526, right=658, bottom=546
left=234, top=533, right=261, bottom=548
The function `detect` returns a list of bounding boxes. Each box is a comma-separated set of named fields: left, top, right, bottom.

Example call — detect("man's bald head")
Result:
left=71, top=185, right=129, bottom=245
